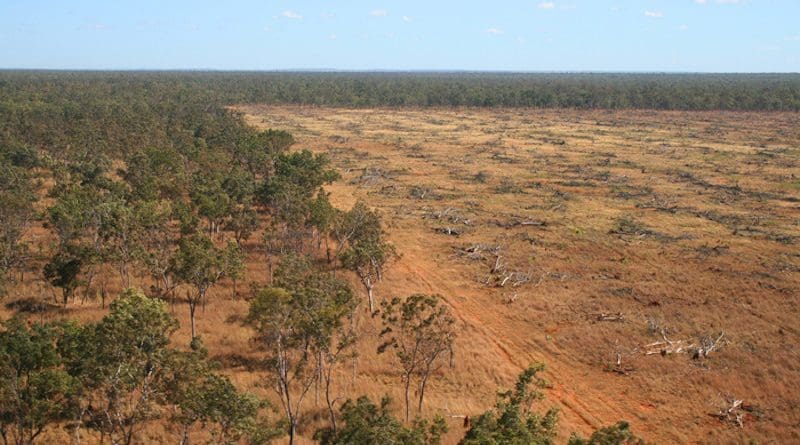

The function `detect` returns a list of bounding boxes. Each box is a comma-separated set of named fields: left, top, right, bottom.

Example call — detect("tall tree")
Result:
left=137, top=200, right=177, bottom=298
left=58, top=289, right=179, bottom=445
left=233, top=128, right=295, bottom=179
left=258, top=150, right=339, bottom=253
left=378, top=294, right=456, bottom=421
left=167, top=344, right=281, bottom=445
left=0, top=318, right=79, bottom=445
left=331, top=201, right=382, bottom=263
left=121, top=146, right=187, bottom=203
left=246, top=255, right=355, bottom=445
left=189, top=171, right=231, bottom=236
left=336, top=201, right=396, bottom=312
left=0, top=148, right=37, bottom=296
left=171, top=235, right=243, bottom=339
left=42, top=247, right=84, bottom=306
left=221, top=167, right=260, bottom=246
left=308, top=190, right=336, bottom=261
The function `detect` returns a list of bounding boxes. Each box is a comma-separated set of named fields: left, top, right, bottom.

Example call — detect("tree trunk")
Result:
left=325, top=359, right=337, bottom=434
left=180, top=425, right=189, bottom=445
left=404, top=374, right=412, bottom=422
left=315, top=351, right=322, bottom=406
left=189, top=298, right=197, bottom=339
left=366, top=282, right=374, bottom=313
left=288, top=420, right=296, bottom=445
left=418, top=373, right=429, bottom=414
left=325, top=237, right=332, bottom=264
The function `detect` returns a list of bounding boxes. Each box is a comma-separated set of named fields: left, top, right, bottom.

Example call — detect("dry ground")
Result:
left=238, top=105, right=800, bottom=444
left=3, top=106, right=798, bottom=444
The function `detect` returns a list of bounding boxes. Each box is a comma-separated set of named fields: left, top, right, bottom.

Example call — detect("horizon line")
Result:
left=1, top=68, right=799, bottom=75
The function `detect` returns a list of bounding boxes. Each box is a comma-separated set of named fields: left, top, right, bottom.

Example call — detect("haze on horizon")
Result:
left=1, top=0, right=798, bottom=73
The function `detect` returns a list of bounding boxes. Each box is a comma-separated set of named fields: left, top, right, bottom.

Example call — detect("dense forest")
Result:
left=2, top=70, right=793, bottom=444
left=2, top=71, right=800, bottom=112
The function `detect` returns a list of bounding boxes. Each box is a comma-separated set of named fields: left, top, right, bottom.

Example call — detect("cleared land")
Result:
left=3, top=105, right=797, bottom=444
left=237, top=105, right=800, bottom=444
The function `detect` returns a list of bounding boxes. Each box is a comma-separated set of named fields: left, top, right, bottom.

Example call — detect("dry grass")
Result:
left=239, top=106, right=800, bottom=444
left=3, top=105, right=799, bottom=444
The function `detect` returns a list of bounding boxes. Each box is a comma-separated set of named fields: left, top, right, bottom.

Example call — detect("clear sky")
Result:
left=1, top=0, right=798, bottom=72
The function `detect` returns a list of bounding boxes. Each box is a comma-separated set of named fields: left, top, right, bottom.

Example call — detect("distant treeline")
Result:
left=2, top=71, right=800, bottom=112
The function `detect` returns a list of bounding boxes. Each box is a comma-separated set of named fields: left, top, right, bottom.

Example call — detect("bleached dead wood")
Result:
left=716, top=398, right=745, bottom=428
left=453, top=243, right=501, bottom=261
left=592, top=312, right=625, bottom=322
left=643, top=331, right=725, bottom=359
left=493, top=219, right=547, bottom=229
left=436, top=226, right=461, bottom=236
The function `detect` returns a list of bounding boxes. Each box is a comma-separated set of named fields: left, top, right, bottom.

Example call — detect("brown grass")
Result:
left=239, top=106, right=800, bottom=444
left=4, top=105, right=799, bottom=444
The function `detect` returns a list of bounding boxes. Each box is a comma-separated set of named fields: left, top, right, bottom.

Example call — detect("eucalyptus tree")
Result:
left=308, top=190, right=337, bottom=261
left=0, top=150, right=37, bottom=296
left=233, top=128, right=295, bottom=179
left=331, top=201, right=382, bottom=264
left=460, top=364, right=558, bottom=445
left=378, top=294, right=456, bottom=421
left=42, top=248, right=84, bottom=306
left=0, top=318, right=79, bottom=445
left=171, top=235, right=244, bottom=339
left=137, top=200, right=178, bottom=298
left=337, top=201, right=397, bottom=312
left=44, top=168, right=117, bottom=302
left=121, top=146, right=187, bottom=203
left=221, top=167, right=260, bottom=246
left=246, top=255, right=355, bottom=445
left=258, top=150, right=340, bottom=253
left=315, top=396, right=447, bottom=445
left=167, top=342, right=281, bottom=445
left=189, top=171, right=231, bottom=236
left=96, top=198, right=142, bottom=288
left=58, top=289, right=179, bottom=445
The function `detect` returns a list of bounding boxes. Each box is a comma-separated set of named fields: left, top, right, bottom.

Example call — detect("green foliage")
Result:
left=172, top=235, right=242, bottom=296
left=460, top=363, right=558, bottom=445
left=378, top=294, right=456, bottom=421
left=308, top=190, right=336, bottom=235
left=567, top=422, right=645, bottom=445
left=53, top=288, right=280, bottom=444
left=190, top=170, right=232, bottom=232
left=122, top=146, right=187, bottom=202
left=57, top=289, right=180, bottom=444
left=42, top=247, right=84, bottom=305
left=247, top=256, right=356, bottom=443
left=171, top=235, right=243, bottom=337
left=221, top=167, right=260, bottom=244
left=133, top=200, right=176, bottom=295
left=335, top=201, right=397, bottom=311
left=315, top=396, right=447, bottom=445
left=169, top=345, right=281, bottom=445
left=0, top=149, right=37, bottom=296
left=233, top=128, right=295, bottom=178
left=259, top=150, right=339, bottom=228
left=333, top=201, right=383, bottom=251
left=0, top=317, right=79, bottom=445
left=45, top=183, right=101, bottom=248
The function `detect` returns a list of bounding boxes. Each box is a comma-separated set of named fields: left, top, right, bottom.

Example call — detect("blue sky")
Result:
left=1, top=0, right=798, bottom=72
